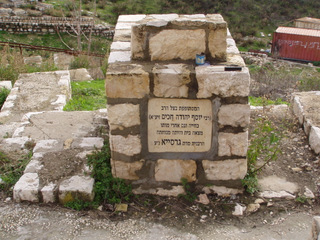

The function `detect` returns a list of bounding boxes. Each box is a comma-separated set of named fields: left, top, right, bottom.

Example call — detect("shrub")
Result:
left=0, top=87, right=10, bottom=109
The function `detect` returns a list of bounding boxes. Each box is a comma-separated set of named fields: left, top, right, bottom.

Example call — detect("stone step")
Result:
left=0, top=70, right=71, bottom=123
left=13, top=137, right=104, bottom=204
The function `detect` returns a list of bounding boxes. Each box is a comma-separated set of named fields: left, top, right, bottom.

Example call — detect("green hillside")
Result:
left=105, top=0, right=320, bottom=37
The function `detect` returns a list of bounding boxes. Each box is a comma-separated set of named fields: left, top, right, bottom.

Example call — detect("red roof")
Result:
left=276, top=26, right=320, bottom=38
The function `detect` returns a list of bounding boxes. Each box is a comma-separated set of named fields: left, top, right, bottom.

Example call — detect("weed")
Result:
left=63, top=79, right=106, bottom=111
left=64, top=198, right=97, bottom=210
left=295, top=195, right=307, bottom=204
left=0, top=87, right=10, bottom=108
left=242, top=117, right=282, bottom=194
left=70, top=56, right=90, bottom=69
left=0, top=151, right=33, bottom=193
left=87, top=141, right=133, bottom=204
left=179, top=178, right=197, bottom=202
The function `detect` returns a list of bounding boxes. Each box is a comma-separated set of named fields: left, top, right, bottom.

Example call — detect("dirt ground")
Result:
left=1, top=104, right=320, bottom=239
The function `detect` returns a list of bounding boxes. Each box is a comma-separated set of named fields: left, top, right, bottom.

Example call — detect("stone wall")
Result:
left=106, top=14, right=250, bottom=197
left=0, top=16, right=114, bottom=38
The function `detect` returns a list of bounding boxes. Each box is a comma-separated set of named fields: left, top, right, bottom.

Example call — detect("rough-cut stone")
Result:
left=118, top=14, right=146, bottom=22
left=59, top=175, right=94, bottom=204
left=202, top=159, right=247, bottom=180
left=218, top=104, right=250, bottom=128
left=309, top=126, right=320, bottom=154
left=196, top=66, right=250, bottom=98
left=106, top=64, right=149, bottom=99
left=218, top=132, right=248, bottom=157
left=304, top=186, right=315, bottom=199
left=111, top=41, right=131, bottom=51
left=54, top=53, right=74, bottom=70
left=312, top=216, right=320, bottom=240
left=156, top=186, right=185, bottom=197
left=108, top=104, right=140, bottom=130
left=24, top=55, right=42, bottom=66
left=13, top=173, right=39, bottom=202
left=149, top=29, right=206, bottom=61
left=0, top=137, right=32, bottom=155
left=110, top=159, right=144, bottom=180
left=203, top=185, right=243, bottom=196
left=232, top=203, right=246, bottom=216
left=41, top=183, right=57, bottom=203
left=227, top=38, right=240, bottom=55
left=131, top=25, right=148, bottom=60
left=110, top=135, right=141, bottom=156
left=115, top=22, right=137, bottom=30
left=69, top=68, right=93, bottom=81
left=149, top=14, right=179, bottom=21
left=71, top=137, right=104, bottom=150
left=259, top=190, right=295, bottom=200
left=153, top=64, right=191, bottom=98
left=208, top=27, right=227, bottom=61
left=24, top=160, right=43, bottom=173
left=246, top=203, right=260, bottom=213
left=258, top=175, right=299, bottom=194
left=113, top=29, right=131, bottom=42
left=0, top=81, right=12, bottom=90
left=155, top=159, right=197, bottom=183
left=108, top=51, right=131, bottom=64
left=33, top=139, right=63, bottom=153
left=227, top=54, right=245, bottom=67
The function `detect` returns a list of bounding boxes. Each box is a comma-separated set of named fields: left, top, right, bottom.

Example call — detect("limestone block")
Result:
left=41, top=182, right=57, bottom=203
left=115, top=22, right=137, bottom=30
left=111, top=41, right=131, bottom=51
left=111, top=159, right=144, bottom=180
left=1, top=136, right=32, bottom=153
left=131, top=24, right=148, bottom=60
left=149, top=14, right=179, bottom=21
left=24, top=160, right=43, bottom=173
left=196, top=66, right=250, bottom=98
left=312, top=216, right=320, bottom=240
left=110, top=135, right=141, bottom=156
left=218, top=132, right=248, bottom=157
left=208, top=27, right=227, bottom=61
left=33, top=139, right=63, bottom=153
left=69, top=68, right=93, bottom=82
left=106, top=64, right=149, bottom=99
left=0, top=81, right=12, bottom=90
left=155, top=159, right=197, bottom=183
left=227, top=54, right=245, bottom=67
left=23, top=55, right=42, bottom=66
left=13, top=173, right=39, bottom=202
left=202, top=159, right=247, bottom=180
left=108, top=104, right=140, bottom=130
left=113, top=29, right=132, bottom=42
left=259, top=190, right=295, bottom=200
left=156, top=186, right=185, bottom=197
left=118, top=14, right=146, bottom=22
left=203, top=185, right=243, bottom=196
left=59, top=175, right=95, bottom=204
left=108, top=51, right=131, bottom=64
left=218, top=104, right=250, bottom=128
left=291, top=95, right=304, bottom=125
left=153, top=64, right=191, bottom=98
left=149, top=29, right=206, bottom=61
left=227, top=38, right=240, bottom=55
left=71, top=137, right=104, bottom=150
left=309, top=126, right=320, bottom=154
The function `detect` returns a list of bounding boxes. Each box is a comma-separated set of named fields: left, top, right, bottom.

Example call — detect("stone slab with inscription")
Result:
left=148, top=98, right=213, bottom=152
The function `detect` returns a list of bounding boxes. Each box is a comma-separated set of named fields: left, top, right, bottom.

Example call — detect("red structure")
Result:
left=272, top=26, right=320, bottom=62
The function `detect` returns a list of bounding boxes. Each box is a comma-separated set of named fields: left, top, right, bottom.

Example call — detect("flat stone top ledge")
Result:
left=118, top=14, right=226, bottom=26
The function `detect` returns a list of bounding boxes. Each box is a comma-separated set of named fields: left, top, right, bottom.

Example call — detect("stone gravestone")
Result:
left=106, top=14, right=250, bottom=196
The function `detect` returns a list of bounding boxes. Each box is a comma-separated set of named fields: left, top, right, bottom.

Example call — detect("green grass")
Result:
left=63, top=79, right=106, bottom=111
left=0, top=151, right=33, bottom=193
left=249, top=96, right=289, bottom=106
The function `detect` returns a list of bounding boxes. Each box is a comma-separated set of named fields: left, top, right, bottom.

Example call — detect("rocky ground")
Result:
left=1, top=103, right=319, bottom=239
